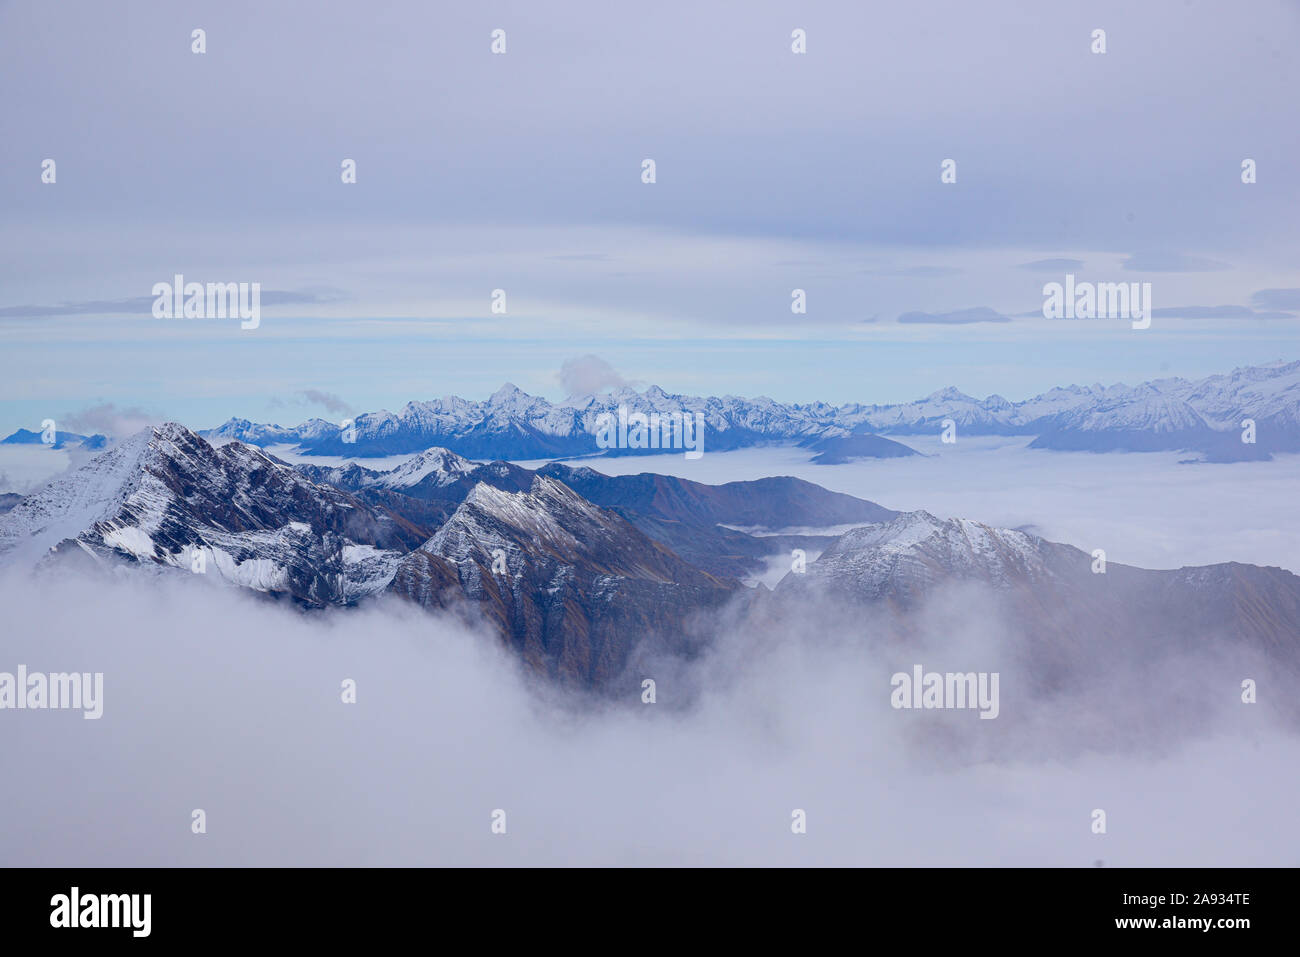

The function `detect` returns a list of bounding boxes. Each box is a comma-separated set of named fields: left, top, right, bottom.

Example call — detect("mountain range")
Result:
left=2, top=423, right=1297, bottom=693
left=189, top=359, right=1299, bottom=463
left=4, top=360, right=1295, bottom=465
left=297, top=447, right=893, bottom=579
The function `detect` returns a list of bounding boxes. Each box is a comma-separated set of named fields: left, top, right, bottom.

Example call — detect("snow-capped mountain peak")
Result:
left=374, top=447, right=475, bottom=489
left=0, top=423, right=416, bottom=604
left=428, top=476, right=606, bottom=564
left=784, top=509, right=1050, bottom=598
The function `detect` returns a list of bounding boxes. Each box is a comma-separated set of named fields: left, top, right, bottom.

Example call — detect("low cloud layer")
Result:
left=0, top=568, right=1292, bottom=866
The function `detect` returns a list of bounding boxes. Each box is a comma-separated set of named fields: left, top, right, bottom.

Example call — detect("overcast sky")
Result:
left=1, top=0, right=1298, bottom=432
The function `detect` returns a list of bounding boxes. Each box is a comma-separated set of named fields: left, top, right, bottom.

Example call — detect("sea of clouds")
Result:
left=1, top=562, right=1294, bottom=867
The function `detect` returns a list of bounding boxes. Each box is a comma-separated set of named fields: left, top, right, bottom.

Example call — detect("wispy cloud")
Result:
left=897, top=307, right=1010, bottom=325
left=1121, top=252, right=1231, bottom=273
left=1151, top=305, right=1294, bottom=320
left=1252, top=288, right=1300, bottom=311
left=861, top=265, right=963, bottom=278
left=0, top=289, right=345, bottom=320
left=298, top=390, right=353, bottom=415
left=0, top=297, right=155, bottom=319
left=1017, top=258, right=1085, bottom=273
left=58, top=402, right=159, bottom=437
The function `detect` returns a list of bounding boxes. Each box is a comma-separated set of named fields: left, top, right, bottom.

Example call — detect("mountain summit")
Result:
left=0, top=424, right=423, bottom=604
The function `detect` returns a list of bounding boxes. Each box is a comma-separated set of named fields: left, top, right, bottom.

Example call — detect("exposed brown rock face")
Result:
left=386, top=476, right=742, bottom=688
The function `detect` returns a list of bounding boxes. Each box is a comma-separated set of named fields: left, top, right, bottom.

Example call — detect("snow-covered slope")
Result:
left=0, top=424, right=418, bottom=604
left=1165, top=359, right=1300, bottom=433
left=0, top=425, right=162, bottom=569
left=374, top=447, right=476, bottom=489
left=411, top=475, right=720, bottom=591
left=785, top=510, right=1053, bottom=600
